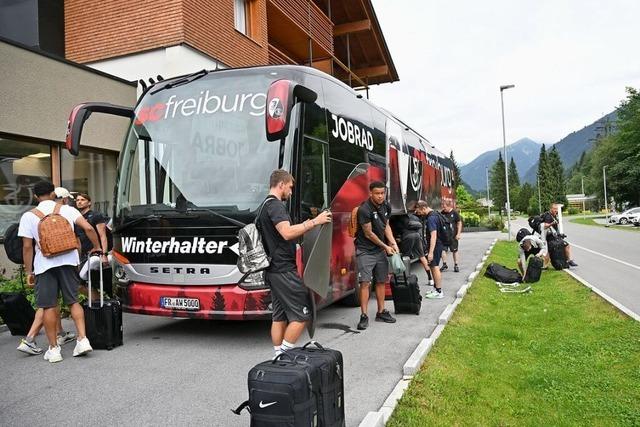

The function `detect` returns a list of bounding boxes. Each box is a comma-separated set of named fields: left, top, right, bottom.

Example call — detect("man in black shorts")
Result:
left=416, top=200, right=445, bottom=299
left=440, top=200, right=462, bottom=272
left=18, top=181, right=102, bottom=363
left=259, top=170, right=332, bottom=358
left=542, top=203, right=578, bottom=267
left=355, top=181, right=399, bottom=330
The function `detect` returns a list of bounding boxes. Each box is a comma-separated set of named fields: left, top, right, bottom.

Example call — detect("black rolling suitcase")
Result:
left=83, top=259, right=123, bottom=350
left=233, top=353, right=320, bottom=426
left=0, top=289, right=35, bottom=336
left=548, top=238, right=568, bottom=270
left=287, top=341, right=345, bottom=427
left=390, top=272, right=422, bottom=315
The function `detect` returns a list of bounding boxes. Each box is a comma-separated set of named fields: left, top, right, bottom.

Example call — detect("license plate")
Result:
left=160, top=297, right=200, bottom=311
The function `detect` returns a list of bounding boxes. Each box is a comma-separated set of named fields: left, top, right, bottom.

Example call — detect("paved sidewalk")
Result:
left=0, top=231, right=499, bottom=427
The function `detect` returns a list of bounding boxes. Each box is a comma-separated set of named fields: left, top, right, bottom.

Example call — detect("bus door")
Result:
left=297, top=135, right=332, bottom=299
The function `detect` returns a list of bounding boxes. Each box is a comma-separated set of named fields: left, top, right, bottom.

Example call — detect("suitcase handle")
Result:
left=272, top=352, right=297, bottom=363
left=87, top=255, right=105, bottom=308
left=231, top=400, right=250, bottom=415
left=302, top=340, right=325, bottom=350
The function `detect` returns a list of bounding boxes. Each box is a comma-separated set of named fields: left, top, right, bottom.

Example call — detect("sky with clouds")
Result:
left=368, top=0, right=640, bottom=163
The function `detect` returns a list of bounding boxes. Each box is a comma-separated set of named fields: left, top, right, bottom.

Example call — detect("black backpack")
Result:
left=427, top=211, right=451, bottom=247
left=484, top=263, right=522, bottom=283
left=516, top=228, right=531, bottom=243
left=3, top=223, right=23, bottom=264
left=528, top=215, right=544, bottom=234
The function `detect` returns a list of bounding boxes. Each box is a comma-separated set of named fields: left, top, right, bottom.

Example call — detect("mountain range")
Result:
left=459, top=138, right=540, bottom=191
left=520, top=111, right=617, bottom=184
left=459, top=111, right=617, bottom=191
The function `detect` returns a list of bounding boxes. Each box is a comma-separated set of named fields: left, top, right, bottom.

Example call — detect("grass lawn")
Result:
left=388, top=241, right=640, bottom=426
left=570, top=217, right=640, bottom=232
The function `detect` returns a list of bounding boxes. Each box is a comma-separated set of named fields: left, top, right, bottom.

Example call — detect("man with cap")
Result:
left=18, top=181, right=102, bottom=363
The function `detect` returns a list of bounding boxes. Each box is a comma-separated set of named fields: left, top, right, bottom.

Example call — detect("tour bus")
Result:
left=65, top=65, right=455, bottom=321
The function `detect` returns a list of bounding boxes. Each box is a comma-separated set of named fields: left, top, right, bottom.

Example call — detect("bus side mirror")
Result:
left=65, top=102, right=134, bottom=156
left=265, top=80, right=317, bottom=142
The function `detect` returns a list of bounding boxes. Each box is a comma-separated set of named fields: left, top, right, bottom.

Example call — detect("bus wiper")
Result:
left=186, top=208, right=246, bottom=228
left=114, top=214, right=165, bottom=233
left=150, top=69, right=209, bottom=95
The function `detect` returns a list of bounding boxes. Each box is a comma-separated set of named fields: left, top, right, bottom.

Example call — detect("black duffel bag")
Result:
left=484, top=263, right=522, bottom=283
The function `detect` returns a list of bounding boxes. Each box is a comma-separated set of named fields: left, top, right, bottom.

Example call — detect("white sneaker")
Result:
left=425, top=290, right=444, bottom=299
left=57, top=331, right=77, bottom=346
left=428, top=280, right=435, bottom=286
left=43, top=345, right=63, bottom=363
left=73, top=337, right=93, bottom=357
left=17, top=339, right=43, bottom=355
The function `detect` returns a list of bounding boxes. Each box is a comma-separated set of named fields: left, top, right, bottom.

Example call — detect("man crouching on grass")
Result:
left=258, top=170, right=332, bottom=358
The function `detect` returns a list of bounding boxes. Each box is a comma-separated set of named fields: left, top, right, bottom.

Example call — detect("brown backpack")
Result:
left=347, top=206, right=359, bottom=238
left=31, top=204, right=79, bottom=257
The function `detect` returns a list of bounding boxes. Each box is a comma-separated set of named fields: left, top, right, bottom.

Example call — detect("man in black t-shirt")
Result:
left=354, top=181, right=399, bottom=330
left=258, top=170, right=332, bottom=358
left=542, top=203, right=578, bottom=267
left=75, top=193, right=109, bottom=264
left=440, top=200, right=462, bottom=272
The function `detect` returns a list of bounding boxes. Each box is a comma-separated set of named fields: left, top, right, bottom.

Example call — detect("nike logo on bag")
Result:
left=259, top=401, right=277, bottom=408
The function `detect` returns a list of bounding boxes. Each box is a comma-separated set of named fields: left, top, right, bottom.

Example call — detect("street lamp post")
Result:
left=581, top=176, right=586, bottom=220
left=603, top=166, right=609, bottom=226
left=486, top=165, right=490, bottom=217
left=500, top=84, right=515, bottom=240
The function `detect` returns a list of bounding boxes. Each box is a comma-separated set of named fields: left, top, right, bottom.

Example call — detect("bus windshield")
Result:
left=116, top=71, right=282, bottom=218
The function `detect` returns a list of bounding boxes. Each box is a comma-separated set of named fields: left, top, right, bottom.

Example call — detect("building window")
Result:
left=234, top=0, right=249, bottom=35
left=0, top=138, right=52, bottom=236
left=61, top=149, right=118, bottom=218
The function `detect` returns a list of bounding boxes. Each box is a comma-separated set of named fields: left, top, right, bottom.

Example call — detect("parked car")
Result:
left=609, top=207, right=640, bottom=224
left=631, top=214, right=640, bottom=227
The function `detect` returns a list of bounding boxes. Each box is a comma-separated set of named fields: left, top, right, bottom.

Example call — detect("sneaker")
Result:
left=57, top=331, right=77, bottom=346
left=425, top=290, right=444, bottom=299
left=441, top=263, right=449, bottom=272
left=567, top=260, right=578, bottom=267
left=375, top=309, right=396, bottom=323
left=73, top=337, right=93, bottom=357
left=43, top=346, right=63, bottom=363
left=17, top=339, right=43, bottom=355
left=357, top=314, right=369, bottom=330
left=454, top=265, right=460, bottom=273
left=428, top=279, right=435, bottom=287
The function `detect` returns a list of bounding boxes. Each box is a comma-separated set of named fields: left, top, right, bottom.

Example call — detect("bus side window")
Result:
left=299, top=137, right=329, bottom=221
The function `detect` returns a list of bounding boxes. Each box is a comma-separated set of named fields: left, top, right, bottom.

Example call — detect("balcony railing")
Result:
left=268, top=44, right=297, bottom=65
left=269, top=0, right=333, bottom=55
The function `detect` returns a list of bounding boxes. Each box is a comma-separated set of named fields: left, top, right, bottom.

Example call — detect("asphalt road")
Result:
left=0, top=231, right=499, bottom=427
left=511, top=217, right=640, bottom=316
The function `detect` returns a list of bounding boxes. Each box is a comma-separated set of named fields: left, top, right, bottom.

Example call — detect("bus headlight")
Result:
left=114, top=264, right=128, bottom=282
left=239, top=271, right=269, bottom=290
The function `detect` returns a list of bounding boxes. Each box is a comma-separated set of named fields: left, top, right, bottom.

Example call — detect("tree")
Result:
left=489, top=152, right=506, bottom=214
left=508, top=157, right=520, bottom=188
left=507, top=157, right=520, bottom=207
left=547, top=146, right=567, bottom=205
left=515, top=182, right=534, bottom=212
left=449, top=150, right=461, bottom=190
left=605, top=87, right=640, bottom=206
left=536, top=144, right=554, bottom=210
left=456, top=183, right=475, bottom=206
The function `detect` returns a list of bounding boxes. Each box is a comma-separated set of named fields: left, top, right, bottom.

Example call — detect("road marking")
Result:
left=570, top=243, right=640, bottom=271
left=565, top=269, right=640, bottom=322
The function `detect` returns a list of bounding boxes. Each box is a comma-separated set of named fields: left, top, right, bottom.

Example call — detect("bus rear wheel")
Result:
left=340, top=283, right=361, bottom=307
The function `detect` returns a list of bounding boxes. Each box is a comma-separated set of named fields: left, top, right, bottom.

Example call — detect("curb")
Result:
left=402, top=338, right=433, bottom=376
left=565, top=269, right=640, bottom=322
left=363, top=238, right=495, bottom=425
